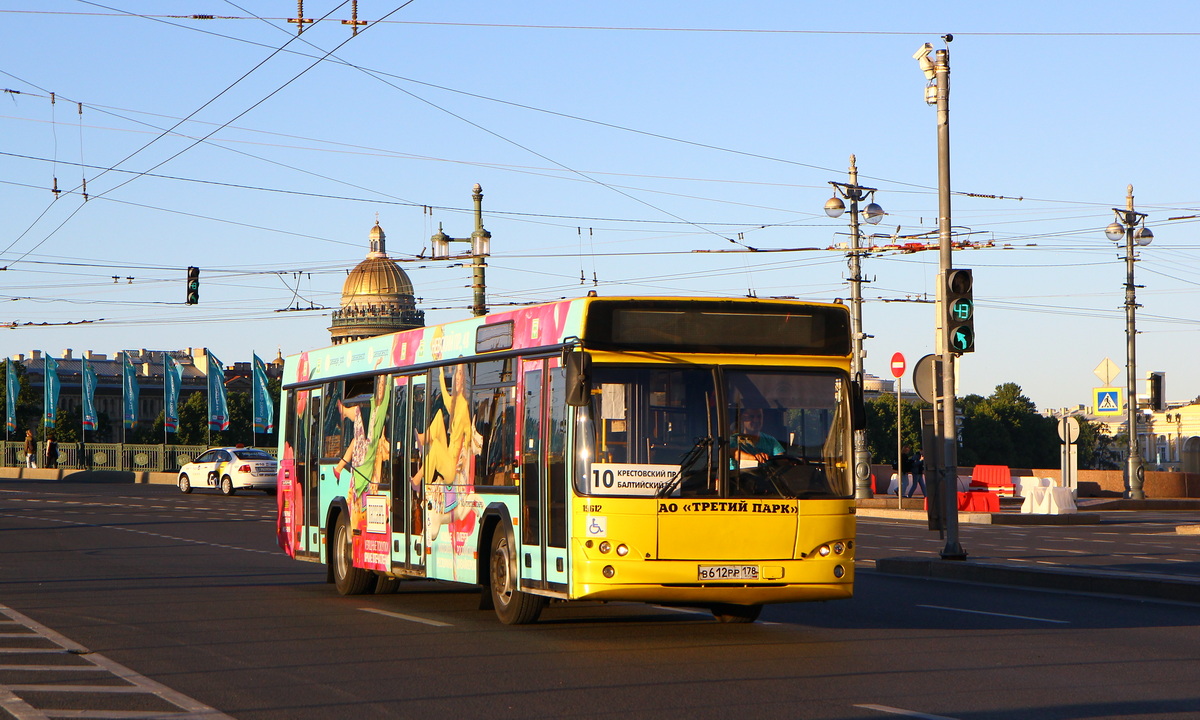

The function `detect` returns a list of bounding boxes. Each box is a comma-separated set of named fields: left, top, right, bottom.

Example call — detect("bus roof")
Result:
left=282, top=296, right=849, bottom=386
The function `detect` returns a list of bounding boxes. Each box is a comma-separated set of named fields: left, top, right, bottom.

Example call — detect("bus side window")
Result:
left=474, top=386, right=516, bottom=487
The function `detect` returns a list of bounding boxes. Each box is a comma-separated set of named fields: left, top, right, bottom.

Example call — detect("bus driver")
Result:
left=731, top=408, right=784, bottom=468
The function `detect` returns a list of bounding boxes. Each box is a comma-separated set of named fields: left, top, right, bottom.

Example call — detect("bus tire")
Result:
left=488, top=529, right=545, bottom=625
left=220, top=475, right=236, bottom=496
left=375, top=575, right=401, bottom=594
left=332, top=514, right=373, bottom=595
left=711, top=604, right=762, bottom=624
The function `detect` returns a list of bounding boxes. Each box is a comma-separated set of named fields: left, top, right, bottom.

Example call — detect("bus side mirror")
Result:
left=850, top=374, right=866, bottom=431
left=565, top=351, right=592, bottom=407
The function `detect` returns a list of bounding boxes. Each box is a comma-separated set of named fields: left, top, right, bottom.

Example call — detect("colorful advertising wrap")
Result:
left=122, top=352, right=139, bottom=430
left=206, top=349, right=229, bottom=431
left=81, top=357, right=98, bottom=431
left=252, top=353, right=273, bottom=433
left=163, top=354, right=183, bottom=432
left=43, top=354, right=60, bottom=428
left=5, top=361, right=17, bottom=433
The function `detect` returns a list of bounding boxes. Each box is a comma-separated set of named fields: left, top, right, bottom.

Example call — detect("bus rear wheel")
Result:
left=489, top=529, right=545, bottom=625
left=711, top=604, right=762, bottom=623
left=332, top=514, right=374, bottom=595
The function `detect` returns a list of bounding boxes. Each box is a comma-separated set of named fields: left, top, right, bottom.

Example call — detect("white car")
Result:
left=178, top=447, right=278, bottom=495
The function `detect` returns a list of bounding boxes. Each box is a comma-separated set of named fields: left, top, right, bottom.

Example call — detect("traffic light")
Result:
left=186, top=266, right=200, bottom=305
left=1148, top=371, right=1165, bottom=412
left=945, top=268, right=974, bottom=354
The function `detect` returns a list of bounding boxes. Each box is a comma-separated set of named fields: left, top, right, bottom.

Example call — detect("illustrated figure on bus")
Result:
left=423, top=362, right=481, bottom=550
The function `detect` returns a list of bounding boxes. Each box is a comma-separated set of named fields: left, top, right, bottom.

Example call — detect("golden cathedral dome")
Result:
left=329, top=221, right=424, bottom=345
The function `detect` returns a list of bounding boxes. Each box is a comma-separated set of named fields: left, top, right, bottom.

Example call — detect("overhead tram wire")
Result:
left=4, top=30, right=1167, bottom=218
left=221, top=5, right=756, bottom=252
left=4, top=1, right=412, bottom=267
left=12, top=9, right=1200, bottom=210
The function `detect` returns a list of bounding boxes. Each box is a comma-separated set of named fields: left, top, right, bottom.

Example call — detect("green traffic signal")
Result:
left=186, top=266, right=200, bottom=304
left=950, top=297, right=973, bottom=321
left=945, top=268, right=974, bottom=354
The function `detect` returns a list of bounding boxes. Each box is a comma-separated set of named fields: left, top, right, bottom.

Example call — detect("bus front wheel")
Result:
left=332, top=514, right=374, bottom=595
left=711, top=603, right=762, bottom=623
left=488, top=529, right=545, bottom=625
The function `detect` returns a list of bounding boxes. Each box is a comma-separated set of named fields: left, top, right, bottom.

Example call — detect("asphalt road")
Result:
left=2, top=481, right=1200, bottom=720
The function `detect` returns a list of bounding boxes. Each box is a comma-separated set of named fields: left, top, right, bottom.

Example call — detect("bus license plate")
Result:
left=698, top=565, right=759, bottom=581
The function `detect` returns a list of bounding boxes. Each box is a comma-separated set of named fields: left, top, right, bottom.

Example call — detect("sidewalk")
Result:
left=859, top=495, right=1200, bottom=605
left=0, top=467, right=178, bottom=484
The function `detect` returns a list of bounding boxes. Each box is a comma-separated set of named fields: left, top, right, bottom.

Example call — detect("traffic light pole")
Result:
left=933, top=43, right=966, bottom=560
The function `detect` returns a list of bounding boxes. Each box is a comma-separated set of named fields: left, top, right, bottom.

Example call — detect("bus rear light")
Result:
left=602, top=565, right=615, bottom=578
left=616, top=544, right=629, bottom=557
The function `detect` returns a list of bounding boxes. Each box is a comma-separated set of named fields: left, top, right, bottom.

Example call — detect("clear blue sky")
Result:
left=2, top=1, right=1198, bottom=411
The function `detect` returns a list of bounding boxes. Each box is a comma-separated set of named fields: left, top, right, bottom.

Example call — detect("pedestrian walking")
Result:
left=24, top=430, right=36, bottom=468
left=44, top=433, right=59, bottom=469
left=906, top=450, right=926, bottom=498
left=893, top=444, right=913, bottom=495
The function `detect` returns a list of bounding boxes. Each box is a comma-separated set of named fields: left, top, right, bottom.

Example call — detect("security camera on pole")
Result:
left=915, top=36, right=967, bottom=560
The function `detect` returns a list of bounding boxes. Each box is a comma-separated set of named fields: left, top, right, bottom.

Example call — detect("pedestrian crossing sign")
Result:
left=1094, top=387, right=1123, bottom=416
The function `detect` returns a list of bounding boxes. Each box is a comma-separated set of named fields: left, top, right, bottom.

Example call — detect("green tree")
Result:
left=959, top=383, right=1058, bottom=469
left=865, top=393, right=927, bottom=466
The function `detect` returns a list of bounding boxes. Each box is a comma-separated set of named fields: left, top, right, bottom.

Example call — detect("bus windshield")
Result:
left=578, top=366, right=852, bottom=499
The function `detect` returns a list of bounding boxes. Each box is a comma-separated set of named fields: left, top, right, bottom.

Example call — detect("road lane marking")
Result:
left=917, top=604, right=1069, bottom=624
left=855, top=703, right=960, bottom=719
left=0, top=605, right=234, bottom=719
left=359, top=608, right=451, bottom=627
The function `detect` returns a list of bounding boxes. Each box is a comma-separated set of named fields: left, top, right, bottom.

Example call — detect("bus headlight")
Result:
left=834, top=564, right=845, bottom=578
left=616, top=544, right=629, bottom=557
left=602, top=565, right=616, bottom=578
left=832, top=542, right=846, bottom=555
left=817, top=545, right=831, bottom=557
left=599, top=541, right=611, bottom=554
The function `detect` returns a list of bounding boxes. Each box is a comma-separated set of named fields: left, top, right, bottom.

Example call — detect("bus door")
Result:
left=520, top=359, right=570, bottom=592
left=544, top=361, right=569, bottom=589
left=519, top=361, right=546, bottom=589
left=298, top=387, right=323, bottom=559
left=391, top=374, right=426, bottom=575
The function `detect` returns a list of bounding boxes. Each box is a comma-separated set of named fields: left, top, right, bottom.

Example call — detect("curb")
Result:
left=856, top=508, right=1101, bottom=525
left=876, top=556, right=1200, bottom=604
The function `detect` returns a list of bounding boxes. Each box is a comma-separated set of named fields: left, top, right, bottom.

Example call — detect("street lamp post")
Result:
left=431, top=183, right=492, bottom=317
left=1105, top=184, right=1153, bottom=499
left=825, top=154, right=885, bottom=499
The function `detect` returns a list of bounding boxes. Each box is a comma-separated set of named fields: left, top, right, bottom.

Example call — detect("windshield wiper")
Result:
left=656, top=436, right=712, bottom=498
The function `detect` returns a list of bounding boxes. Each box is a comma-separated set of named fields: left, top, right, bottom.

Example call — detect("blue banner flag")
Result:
left=252, top=353, right=274, bottom=433
left=43, top=354, right=60, bottom=428
left=82, top=357, right=98, bottom=431
left=5, top=361, right=17, bottom=433
left=206, top=350, right=229, bottom=431
left=122, top=352, right=139, bottom=430
left=163, top=354, right=183, bottom=432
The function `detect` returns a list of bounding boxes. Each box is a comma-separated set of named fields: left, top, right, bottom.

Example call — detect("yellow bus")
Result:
left=276, top=296, right=860, bottom=624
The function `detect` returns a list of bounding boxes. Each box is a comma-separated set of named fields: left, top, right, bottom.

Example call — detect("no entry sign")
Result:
left=890, top=352, right=906, bottom=379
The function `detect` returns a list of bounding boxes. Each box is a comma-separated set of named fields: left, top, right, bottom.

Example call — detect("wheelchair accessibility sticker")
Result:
left=586, top=516, right=607, bottom=538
